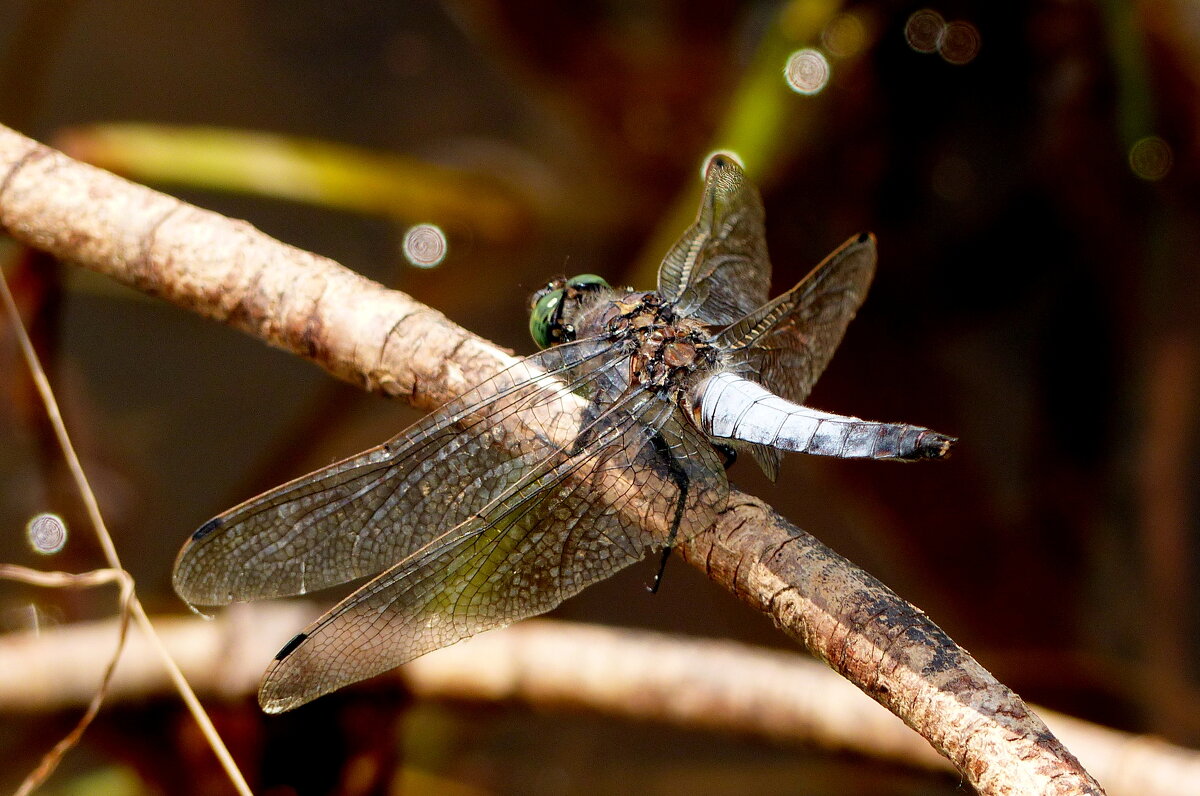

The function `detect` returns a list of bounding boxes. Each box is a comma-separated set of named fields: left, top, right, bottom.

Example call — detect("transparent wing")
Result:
left=717, top=232, right=877, bottom=406
left=713, top=233, right=876, bottom=481
left=257, top=398, right=727, bottom=712
left=172, top=337, right=630, bottom=607
left=656, top=155, right=772, bottom=326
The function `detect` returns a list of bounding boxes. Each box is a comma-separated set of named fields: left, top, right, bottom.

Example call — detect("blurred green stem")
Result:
left=57, top=124, right=531, bottom=243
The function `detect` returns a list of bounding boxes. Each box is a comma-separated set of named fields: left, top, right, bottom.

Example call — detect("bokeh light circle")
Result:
left=821, top=13, right=867, bottom=59
left=27, top=513, right=67, bottom=555
left=402, top=223, right=448, bottom=268
left=905, top=9, right=945, bottom=54
left=784, top=48, right=831, bottom=95
left=1129, top=136, right=1173, bottom=181
left=941, top=21, right=981, bottom=65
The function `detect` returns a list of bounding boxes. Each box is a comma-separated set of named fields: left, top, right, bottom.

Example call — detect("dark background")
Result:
left=1, top=1, right=1197, bottom=793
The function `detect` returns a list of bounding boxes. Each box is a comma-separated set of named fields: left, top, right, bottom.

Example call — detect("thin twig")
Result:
left=0, top=123, right=1103, bottom=794
left=0, top=565, right=133, bottom=796
left=0, top=267, right=252, bottom=795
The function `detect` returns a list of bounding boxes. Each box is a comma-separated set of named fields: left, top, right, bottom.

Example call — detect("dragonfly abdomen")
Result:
left=697, top=371, right=954, bottom=461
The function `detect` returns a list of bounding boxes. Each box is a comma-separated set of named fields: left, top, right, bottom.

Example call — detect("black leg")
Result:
left=714, top=443, right=737, bottom=471
left=648, top=432, right=690, bottom=594
left=650, top=544, right=673, bottom=594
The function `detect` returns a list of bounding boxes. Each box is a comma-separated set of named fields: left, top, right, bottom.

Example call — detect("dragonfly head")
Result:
left=529, top=273, right=610, bottom=348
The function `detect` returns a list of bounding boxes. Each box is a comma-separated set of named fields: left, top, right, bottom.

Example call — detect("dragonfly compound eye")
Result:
left=565, top=274, right=609, bottom=292
left=529, top=289, right=566, bottom=349
left=530, top=275, right=610, bottom=349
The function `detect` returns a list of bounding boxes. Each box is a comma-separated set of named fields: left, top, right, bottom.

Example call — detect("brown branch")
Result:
left=2, top=610, right=1196, bottom=796
left=0, top=123, right=1102, bottom=794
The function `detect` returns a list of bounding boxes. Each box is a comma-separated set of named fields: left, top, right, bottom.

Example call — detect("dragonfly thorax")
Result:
left=601, top=291, right=722, bottom=398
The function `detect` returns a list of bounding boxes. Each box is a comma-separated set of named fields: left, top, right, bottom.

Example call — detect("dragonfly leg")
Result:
left=714, top=443, right=737, bottom=471
left=650, top=545, right=673, bottom=594
left=648, top=432, right=690, bottom=594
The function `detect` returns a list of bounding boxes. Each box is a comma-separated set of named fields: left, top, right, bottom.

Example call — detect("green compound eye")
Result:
left=529, top=274, right=610, bottom=349
left=566, top=274, right=609, bottom=291
left=529, top=289, right=565, bottom=349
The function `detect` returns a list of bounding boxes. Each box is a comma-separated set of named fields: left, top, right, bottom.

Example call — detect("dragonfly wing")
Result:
left=657, top=155, right=771, bottom=326
left=258, top=398, right=727, bottom=712
left=173, top=337, right=629, bottom=607
left=717, top=232, right=877, bottom=406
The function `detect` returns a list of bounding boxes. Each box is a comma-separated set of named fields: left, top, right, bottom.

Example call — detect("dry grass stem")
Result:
left=0, top=565, right=132, bottom=795
left=0, top=267, right=252, bottom=795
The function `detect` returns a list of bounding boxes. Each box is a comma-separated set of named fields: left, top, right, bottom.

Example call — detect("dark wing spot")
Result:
left=856, top=231, right=872, bottom=244
left=191, top=516, right=223, bottom=541
left=275, top=632, right=308, bottom=660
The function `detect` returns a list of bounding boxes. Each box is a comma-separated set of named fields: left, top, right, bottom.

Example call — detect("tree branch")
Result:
left=2, top=610, right=1195, bottom=796
left=0, top=123, right=1102, bottom=794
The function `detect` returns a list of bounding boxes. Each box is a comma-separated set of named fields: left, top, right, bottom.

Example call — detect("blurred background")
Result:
left=0, top=1, right=1197, bottom=793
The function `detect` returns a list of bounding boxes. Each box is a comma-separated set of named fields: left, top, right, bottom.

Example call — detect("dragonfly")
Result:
left=173, top=154, right=955, bottom=713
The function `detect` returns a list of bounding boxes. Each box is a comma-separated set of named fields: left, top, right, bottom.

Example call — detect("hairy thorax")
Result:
left=576, top=291, right=725, bottom=404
